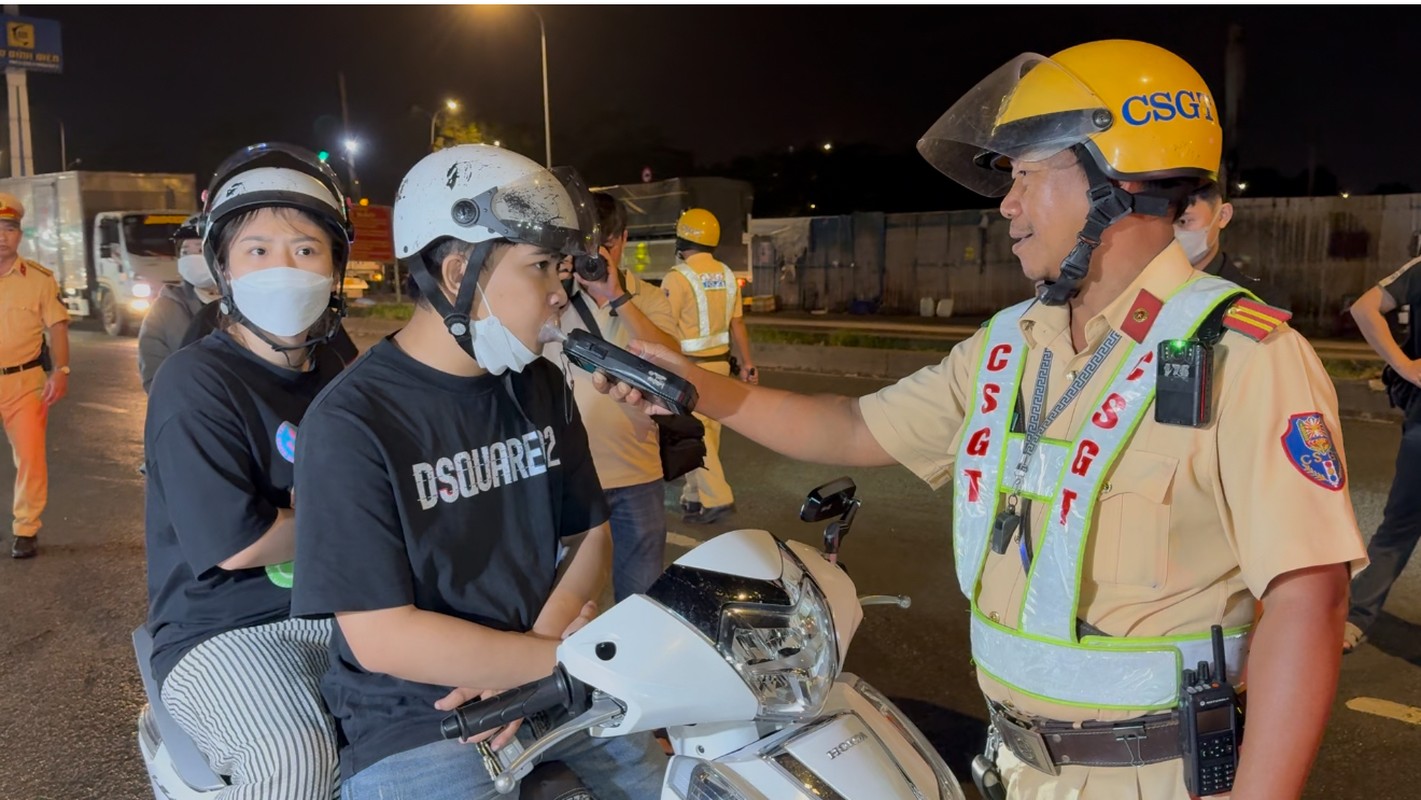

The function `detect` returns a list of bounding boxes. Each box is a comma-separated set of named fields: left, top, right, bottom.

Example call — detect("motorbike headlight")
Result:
left=716, top=548, right=838, bottom=721
left=851, top=677, right=967, bottom=800
left=131, top=282, right=153, bottom=298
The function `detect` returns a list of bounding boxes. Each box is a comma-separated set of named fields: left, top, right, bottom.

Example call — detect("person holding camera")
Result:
left=547, top=192, right=682, bottom=601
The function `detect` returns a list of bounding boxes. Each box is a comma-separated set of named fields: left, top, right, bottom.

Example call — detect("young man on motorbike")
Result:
left=290, top=144, right=666, bottom=798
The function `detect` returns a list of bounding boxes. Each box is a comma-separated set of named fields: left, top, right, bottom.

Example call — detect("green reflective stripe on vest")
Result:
left=951, top=298, right=1034, bottom=597
left=952, top=276, right=1251, bottom=710
left=1018, top=277, right=1240, bottom=641
left=971, top=611, right=1251, bottom=710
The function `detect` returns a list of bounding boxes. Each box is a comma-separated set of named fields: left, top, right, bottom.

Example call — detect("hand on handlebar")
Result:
left=435, top=687, right=524, bottom=749
left=560, top=600, right=598, bottom=640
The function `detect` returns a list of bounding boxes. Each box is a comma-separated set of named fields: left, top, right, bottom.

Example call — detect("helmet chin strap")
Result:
left=218, top=291, right=344, bottom=360
left=1036, top=144, right=1173, bottom=306
left=409, top=240, right=496, bottom=360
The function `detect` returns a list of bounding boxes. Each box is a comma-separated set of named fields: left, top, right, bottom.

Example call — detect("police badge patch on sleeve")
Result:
left=1281, top=412, right=1345, bottom=491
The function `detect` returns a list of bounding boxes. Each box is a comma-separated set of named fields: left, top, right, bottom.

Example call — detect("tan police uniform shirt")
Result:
left=545, top=272, right=679, bottom=489
left=0, top=258, right=69, bottom=367
left=859, top=243, right=1367, bottom=797
left=663, top=251, right=742, bottom=358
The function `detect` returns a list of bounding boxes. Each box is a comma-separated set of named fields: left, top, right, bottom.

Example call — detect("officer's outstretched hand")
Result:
left=42, top=371, right=67, bottom=407
left=591, top=339, right=689, bottom=416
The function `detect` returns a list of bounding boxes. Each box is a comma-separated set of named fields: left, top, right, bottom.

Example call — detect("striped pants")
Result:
left=160, top=617, right=339, bottom=799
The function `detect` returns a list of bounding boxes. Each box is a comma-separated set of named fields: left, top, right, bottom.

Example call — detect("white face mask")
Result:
left=229, top=266, right=332, bottom=337
left=1174, top=227, right=1213, bottom=265
left=178, top=253, right=217, bottom=290
left=1175, top=204, right=1223, bottom=265
left=468, top=292, right=538, bottom=376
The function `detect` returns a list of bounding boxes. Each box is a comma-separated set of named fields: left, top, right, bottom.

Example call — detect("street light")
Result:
left=343, top=138, right=362, bottom=201
left=426, top=98, right=460, bottom=150
left=478, top=6, right=552, bottom=166
left=530, top=8, right=551, bottom=167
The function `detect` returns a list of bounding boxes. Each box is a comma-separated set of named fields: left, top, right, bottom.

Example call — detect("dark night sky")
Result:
left=14, top=5, right=1420, bottom=208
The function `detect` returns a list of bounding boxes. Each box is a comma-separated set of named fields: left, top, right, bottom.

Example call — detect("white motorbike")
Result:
left=443, top=477, right=967, bottom=800
left=133, top=477, right=963, bottom=799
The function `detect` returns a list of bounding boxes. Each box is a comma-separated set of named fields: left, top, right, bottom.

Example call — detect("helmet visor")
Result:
left=454, top=166, right=601, bottom=258
left=917, top=53, right=1111, bottom=196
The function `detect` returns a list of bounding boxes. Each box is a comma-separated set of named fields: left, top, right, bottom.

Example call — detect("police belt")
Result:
left=988, top=701, right=1182, bottom=775
left=687, top=353, right=730, bottom=364
left=0, top=357, right=44, bottom=376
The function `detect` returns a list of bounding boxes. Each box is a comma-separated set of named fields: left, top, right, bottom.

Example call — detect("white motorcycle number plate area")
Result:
left=781, top=714, right=920, bottom=798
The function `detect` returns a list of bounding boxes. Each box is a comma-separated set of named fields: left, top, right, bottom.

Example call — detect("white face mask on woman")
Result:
left=229, top=267, right=332, bottom=336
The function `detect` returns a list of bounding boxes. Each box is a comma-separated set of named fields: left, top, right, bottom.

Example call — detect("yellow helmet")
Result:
left=676, top=208, right=720, bottom=248
left=918, top=39, right=1221, bottom=196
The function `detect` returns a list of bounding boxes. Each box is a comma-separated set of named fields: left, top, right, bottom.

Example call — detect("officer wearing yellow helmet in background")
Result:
left=661, top=208, right=754, bottom=525
left=0, top=192, right=71, bottom=559
left=596, top=40, right=1367, bottom=798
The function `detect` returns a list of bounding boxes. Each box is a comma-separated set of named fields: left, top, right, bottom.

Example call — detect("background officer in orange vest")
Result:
left=0, top=192, right=71, bottom=558
left=661, top=208, right=754, bottom=525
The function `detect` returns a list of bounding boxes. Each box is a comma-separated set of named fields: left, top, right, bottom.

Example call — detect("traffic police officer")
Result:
left=0, top=192, right=71, bottom=558
left=599, top=40, right=1368, bottom=799
left=662, top=208, right=755, bottom=525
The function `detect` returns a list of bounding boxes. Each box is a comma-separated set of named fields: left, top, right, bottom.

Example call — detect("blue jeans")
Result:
left=342, top=728, right=666, bottom=800
left=605, top=480, right=667, bottom=603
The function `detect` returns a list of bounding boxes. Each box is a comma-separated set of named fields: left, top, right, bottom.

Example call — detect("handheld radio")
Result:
left=1179, top=625, right=1244, bottom=796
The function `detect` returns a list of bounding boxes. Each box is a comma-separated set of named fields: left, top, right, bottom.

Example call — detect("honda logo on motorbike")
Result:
left=827, top=732, right=868, bottom=760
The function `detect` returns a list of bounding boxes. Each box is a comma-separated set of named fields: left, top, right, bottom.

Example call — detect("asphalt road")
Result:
left=0, top=326, right=1416, bottom=799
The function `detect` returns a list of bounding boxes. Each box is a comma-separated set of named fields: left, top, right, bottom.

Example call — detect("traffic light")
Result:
left=317, top=150, right=330, bottom=163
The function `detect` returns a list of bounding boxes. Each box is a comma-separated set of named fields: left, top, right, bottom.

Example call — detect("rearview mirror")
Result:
left=800, top=477, right=857, bottom=522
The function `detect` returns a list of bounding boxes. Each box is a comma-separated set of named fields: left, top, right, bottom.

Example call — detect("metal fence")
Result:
left=749, top=194, right=1421, bottom=335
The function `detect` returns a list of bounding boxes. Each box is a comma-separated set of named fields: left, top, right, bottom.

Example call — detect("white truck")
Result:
left=0, top=171, right=198, bottom=336
left=592, top=176, right=755, bottom=300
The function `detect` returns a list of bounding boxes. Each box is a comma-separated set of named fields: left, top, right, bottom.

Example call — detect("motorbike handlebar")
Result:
left=439, top=666, right=588, bottom=742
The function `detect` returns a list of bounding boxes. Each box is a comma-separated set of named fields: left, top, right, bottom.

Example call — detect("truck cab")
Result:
left=92, top=211, right=185, bottom=336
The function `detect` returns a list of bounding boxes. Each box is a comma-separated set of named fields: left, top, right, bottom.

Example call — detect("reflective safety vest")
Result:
left=953, top=276, right=1249, bottom=712
left=671, top=261, right=737, bottom=354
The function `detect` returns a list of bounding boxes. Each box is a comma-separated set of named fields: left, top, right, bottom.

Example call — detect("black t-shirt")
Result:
left=290, top=339, right=608, bottom=781
left=1203, top=250, right=1276, bottom=305
left=1380, top=256, right=1421, bottom=359
left=144, top=330, right=344, bottom=685
left=182, top=306, right=359, bottom=366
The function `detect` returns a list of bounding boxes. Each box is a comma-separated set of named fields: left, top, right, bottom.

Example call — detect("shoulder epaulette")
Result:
left=19, top=259, right=52, bottom=278
left=1221, top=297, right=1291, bottom=341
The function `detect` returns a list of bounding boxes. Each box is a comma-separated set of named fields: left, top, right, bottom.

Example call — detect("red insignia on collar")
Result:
left=1120, top=290, right=1163, bottom=344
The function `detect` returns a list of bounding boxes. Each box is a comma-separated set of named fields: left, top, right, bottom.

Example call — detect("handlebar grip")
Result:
left=440, top=667, right=580, bottom=741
